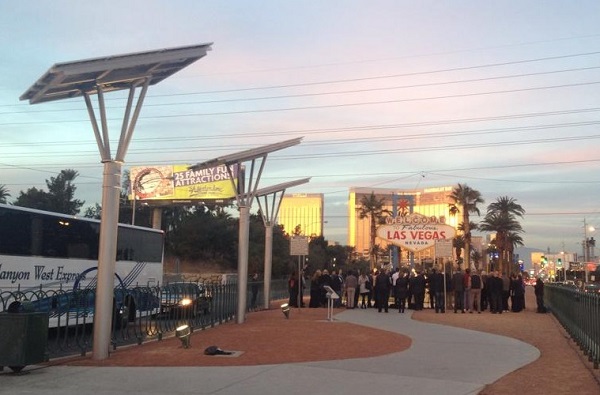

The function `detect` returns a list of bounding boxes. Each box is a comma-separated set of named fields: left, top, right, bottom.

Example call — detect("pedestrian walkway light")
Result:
left=176, top=324, right=191, bottom=348
left=281, top=303, right=290, bottom=319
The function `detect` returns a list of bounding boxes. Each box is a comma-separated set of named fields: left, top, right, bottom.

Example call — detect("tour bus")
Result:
left=0, top=203, right=164, bottom=326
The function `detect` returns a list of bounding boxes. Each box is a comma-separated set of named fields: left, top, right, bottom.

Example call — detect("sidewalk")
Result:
left=0, top=306, right=539, bottom=395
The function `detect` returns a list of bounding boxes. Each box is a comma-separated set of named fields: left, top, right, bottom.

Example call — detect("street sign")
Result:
left=290, top=236, right=309, bottom=256
left=435, top=239, right=453, bottom=258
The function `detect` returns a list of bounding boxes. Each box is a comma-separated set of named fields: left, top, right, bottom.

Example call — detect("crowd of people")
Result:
left=288, top=266, right=533, bottom=314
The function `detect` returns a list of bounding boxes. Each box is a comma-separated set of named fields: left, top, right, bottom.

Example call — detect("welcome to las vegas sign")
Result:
left=376, top=212, right=456, bottom=253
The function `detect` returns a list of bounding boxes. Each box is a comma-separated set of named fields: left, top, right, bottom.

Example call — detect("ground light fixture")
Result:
left=176, top=324, right=191, bottom=348
left=281, top=303, right=290, bottom=319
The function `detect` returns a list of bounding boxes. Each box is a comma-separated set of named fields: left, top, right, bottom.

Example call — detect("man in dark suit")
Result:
left=375, top=269, right=391, bottom=313
left=488, top=271, right=504, bottom=314
left=430, top=268, right=446, bottom=313
left=411, top=271, right=426, bottom=311
left=451, top=268, right=465, bottom=313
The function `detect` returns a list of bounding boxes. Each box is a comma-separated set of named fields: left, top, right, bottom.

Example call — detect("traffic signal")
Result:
left=541, top=255, right=547, bottom=267
left=557, top=258, right=562, bottom=267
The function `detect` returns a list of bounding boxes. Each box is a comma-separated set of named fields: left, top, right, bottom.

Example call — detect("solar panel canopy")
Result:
left=20, top=43, right=213, bottom=104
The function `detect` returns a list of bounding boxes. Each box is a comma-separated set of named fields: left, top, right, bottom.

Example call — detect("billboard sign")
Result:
left=376, top=213, right=456, bottom=253
left=129, top=164, right=239, bottom=203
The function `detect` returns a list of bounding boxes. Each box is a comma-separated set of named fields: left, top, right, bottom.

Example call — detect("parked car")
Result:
left=159, top=282, right=211, bottom=317
left=556, top=280, right=578, bottom=290
left=583, top=283, right=600, bottom=294
left=23, top=281, right=159, bottom=328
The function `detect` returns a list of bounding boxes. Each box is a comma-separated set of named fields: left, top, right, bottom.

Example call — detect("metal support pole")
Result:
left=297, top=255, right=302, bottom=309
left=131, top=194, right=136, bottom=225
left=237, top=205, right=250, bottom=324
left=584, top=219, right=589, bottom=283
left=152, top=207, right=163, bottom=230
left=263, top=224, right=273, bottom=310
left=93, top=160, right=122, bottom=360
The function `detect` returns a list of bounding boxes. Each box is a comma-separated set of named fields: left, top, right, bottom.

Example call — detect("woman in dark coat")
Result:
left=318, top=270, right=332, bottom=307
left=510, top=274, right=524, bottom=312
left=309, top=270, right=322, bottom=308
left=395, top=272, right=409, bottom=313
left=288, top=271, right=299, bottom=307
left=534, top=277, right=545, bottom=313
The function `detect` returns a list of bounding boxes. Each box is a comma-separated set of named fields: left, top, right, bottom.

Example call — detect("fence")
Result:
left=0, top=278, right=288, bottom=360
left=545, top=284, right=600, bottom=369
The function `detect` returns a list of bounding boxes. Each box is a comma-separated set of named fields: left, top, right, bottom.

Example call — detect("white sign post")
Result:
left=435, top=239, right=454, bottom=313
left=323, top=285, right=339, bottom=321
left=435, top=239, right=453, bottom=259
left=290, top=236, right=309, bottom=308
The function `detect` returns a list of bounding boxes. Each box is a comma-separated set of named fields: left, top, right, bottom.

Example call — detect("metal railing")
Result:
left=545, top=284, right=600, bottom=369
left=0, top=278, right=288, bottom=360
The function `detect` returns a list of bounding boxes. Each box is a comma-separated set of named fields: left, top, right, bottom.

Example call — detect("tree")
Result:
left=166, top=205, right=237, bottom=267
left=13, top=187, right=50, bottom=211
left=0, top=184, right=11, bottom=204
left=84, top=203, right=102, bottom=219
left=358, top=192, right=391, bottom=269
left=448, top=184, right=484, bottom=270
left=506, top=232, right=524, bottom=273
left=482, top=196, right=525, bottom=274
left=45, top=169, right=84, bottom=214
left=471, top=249, right=482, bottom=271
left=14, top=169, right=84, bottom=215
left=487, top=196, right=526, bottom=219
left=453, top=234, right=465, bottom=266
left=479, top=211, right=524, bottom=274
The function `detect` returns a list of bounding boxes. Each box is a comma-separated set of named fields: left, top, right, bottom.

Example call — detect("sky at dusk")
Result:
left=1, top=1, right=599, bottom=255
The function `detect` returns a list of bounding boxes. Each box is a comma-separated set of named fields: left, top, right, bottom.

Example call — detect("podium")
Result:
left=323, top=286, right=339, bottom=321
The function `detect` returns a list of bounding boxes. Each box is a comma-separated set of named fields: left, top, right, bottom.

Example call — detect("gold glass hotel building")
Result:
left=278, top=193, right=324, bottom=237
left=348, top=186, right=459, bottom=263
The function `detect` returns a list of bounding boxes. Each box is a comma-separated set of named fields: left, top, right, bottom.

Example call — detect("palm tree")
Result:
left=358, top=192, right=390, bottom=269
left=479, top=212, right=524, bottom=274
left=506, top=232, right=525, bottom=273
left=448, top=184, right=484, bottom=270
left=487, top=196, right=526, bottom=218
left=486, top=242, right=499, bottom=272
left=471, top=249, right=482, bottom=271
left=483, top=196, right=525, bottom=274
left=0, top=184, right=10, bottom=204
left=453, top=234, right=465, bottom=267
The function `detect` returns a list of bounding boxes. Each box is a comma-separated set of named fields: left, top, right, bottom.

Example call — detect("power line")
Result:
left=2, top=79, right=600, bottom=126
left=3, top=64, right=599, bottom=114
left=3, top=107, right=600, bottom=149
left=2, top=131, right=600, bottom=162
left=3, top=117, right=600, bottom=158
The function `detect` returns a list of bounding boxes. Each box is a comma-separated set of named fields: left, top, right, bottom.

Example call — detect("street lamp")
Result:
left=255, top=178, right=311, bottom=310
left=583, top=219, right=595, bottom=283
left=560, top=251, right=566, bottom=282
left=189, top=137, right=303, bottom=324
left=20, top=44, right=212, bottom=360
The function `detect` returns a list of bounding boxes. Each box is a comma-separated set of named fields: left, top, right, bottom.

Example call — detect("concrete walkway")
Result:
left=0, top=309, right=539, bottom=395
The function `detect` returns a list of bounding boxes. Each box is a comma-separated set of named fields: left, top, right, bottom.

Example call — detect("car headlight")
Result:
left=179, top=298, right=193, bottom=307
